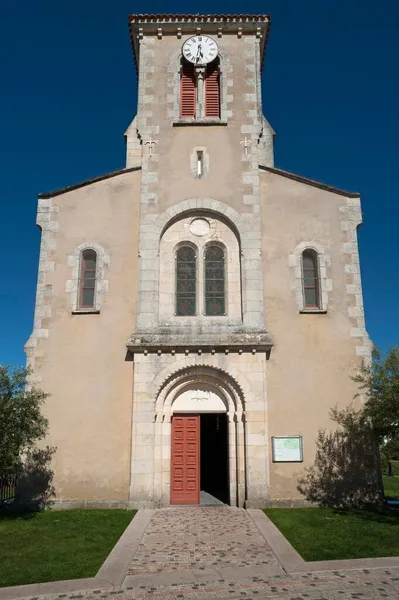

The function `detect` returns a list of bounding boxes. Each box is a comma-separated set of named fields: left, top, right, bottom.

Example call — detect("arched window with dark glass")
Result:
left=79, top=249, right=97, bottom=309
left=204, top=245, right=225, bottom=316
left=302, top=249, right=321, bottom=309
left=175, top=246, right=197, bottom=316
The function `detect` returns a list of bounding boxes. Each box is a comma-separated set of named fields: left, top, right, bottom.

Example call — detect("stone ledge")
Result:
left=71, top=310, right=101, bottom=315
left=127, top=329, right=273, bottom=352
left=173, top=119, right=228, bottom=127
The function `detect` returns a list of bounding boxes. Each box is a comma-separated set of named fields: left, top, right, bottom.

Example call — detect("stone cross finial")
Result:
left=144, top=136, right=157, bottom=157
left=240, top=137, right=252, bottom=156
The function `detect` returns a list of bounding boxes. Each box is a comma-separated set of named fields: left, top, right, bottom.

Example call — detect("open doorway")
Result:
left=200, top=413, right=229, bottom=504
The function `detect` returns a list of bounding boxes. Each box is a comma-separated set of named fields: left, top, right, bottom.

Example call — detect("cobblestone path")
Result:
left=125, top=507, right=283, bottom=579
left=3, top=507, right=399, bottom=600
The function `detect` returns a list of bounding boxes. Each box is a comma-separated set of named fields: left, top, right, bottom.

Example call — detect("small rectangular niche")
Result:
left=197, top=151, right=203, bottom=178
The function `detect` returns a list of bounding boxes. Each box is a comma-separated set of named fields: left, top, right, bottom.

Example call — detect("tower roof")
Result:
left=128, top=14, right=271, bottom=72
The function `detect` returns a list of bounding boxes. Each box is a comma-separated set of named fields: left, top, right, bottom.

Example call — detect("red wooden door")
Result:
left=171, top=415, right=200, bottom=505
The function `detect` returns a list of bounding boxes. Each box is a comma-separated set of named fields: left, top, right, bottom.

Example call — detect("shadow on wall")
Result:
left=297, top=421, right=384, bottom=510
left=2, top=446, right=56, bottom=515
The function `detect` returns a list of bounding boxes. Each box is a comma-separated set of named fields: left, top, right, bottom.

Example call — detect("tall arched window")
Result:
left=302, top=249, right=321, bottom=309
left=180, top=60, right=196, bottom=118
left=79, top=249, right=97, bottom=309
left=204, top=245, right=225, bottom=316
left=176, top=246, right=197, bottom=316
left=205, top=60, right=220, bottom=118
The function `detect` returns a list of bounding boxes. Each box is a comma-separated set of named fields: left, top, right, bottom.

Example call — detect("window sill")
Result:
left=299, top=309, right=327, bottom=314
left=173, top=315, right=228, bottom=318
left=173, top=118, right=227, bottom=127
left=72, top=309, right=100, bottom=315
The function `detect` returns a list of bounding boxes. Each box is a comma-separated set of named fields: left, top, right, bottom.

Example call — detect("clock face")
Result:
left=182, top=35, right=219, bottom=65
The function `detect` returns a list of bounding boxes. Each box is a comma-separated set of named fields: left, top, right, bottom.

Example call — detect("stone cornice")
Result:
left=128, top=14, right=271, bottom=74
left=126, top=330, right=273, bottom=354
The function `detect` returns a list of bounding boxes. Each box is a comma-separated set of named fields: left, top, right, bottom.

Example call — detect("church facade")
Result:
left=26, top=14, right=371, bottom=508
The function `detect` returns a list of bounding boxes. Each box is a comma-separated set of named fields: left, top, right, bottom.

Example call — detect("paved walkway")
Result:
left=2, top=507, right=399, bottom=600
left=125, top=507, right=284, bottom=585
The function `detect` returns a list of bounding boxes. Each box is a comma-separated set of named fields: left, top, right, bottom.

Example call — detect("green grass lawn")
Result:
left=265, top=507, right=399, bottom=561
left=383, top=474, right=399, bottom=499
left=390, top=460, right=399, bottom=476
left=0, top=509, right=135, bottom=588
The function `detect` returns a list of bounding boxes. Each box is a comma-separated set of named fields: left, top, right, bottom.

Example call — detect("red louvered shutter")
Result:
left=180, top=61, right=196, bottom=118
left=205, top=62, right=220, bottom=118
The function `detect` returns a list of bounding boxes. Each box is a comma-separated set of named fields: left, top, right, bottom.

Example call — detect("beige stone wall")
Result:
left=26, top=170, right=141, bottom=502
left=260, top=169, right=370, bottom=501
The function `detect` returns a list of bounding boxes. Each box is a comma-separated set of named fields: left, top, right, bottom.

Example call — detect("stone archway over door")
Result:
left=153, top=367, right=247, bottom=507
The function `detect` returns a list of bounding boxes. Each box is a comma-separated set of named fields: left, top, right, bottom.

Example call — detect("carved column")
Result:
left=236, top=412, right=246, bottom=508
left=161, top=413, right=172, bottom=506
left=228, top=412, right=237, bottom=506
left=153, top=413, right=163, bottom=507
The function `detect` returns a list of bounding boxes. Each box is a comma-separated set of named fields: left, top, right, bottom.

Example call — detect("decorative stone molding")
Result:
left=151, top=358, right=253, bottom=410
left=339, top=197, right=372, bottom=363
left=128, top=15, right=270, bottom=76
left=289, top=241, right=332, bottom=312
left=154, top=365, right=246, bottom=421
left=66, top=243, right=110, bottom=312
left=158, top=215, right=241, bottom=324
left=134, top=198, right=268, bottom=333
left=24, top=197, right=59, bottom=381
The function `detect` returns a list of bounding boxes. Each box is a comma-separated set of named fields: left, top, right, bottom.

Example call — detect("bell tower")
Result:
left=126, top=14, right=274, bottom=339
left=125, top=15, right=275, bottom=509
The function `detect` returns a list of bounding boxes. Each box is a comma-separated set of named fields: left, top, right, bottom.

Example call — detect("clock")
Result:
left=182, top=35, right=219, bottom=65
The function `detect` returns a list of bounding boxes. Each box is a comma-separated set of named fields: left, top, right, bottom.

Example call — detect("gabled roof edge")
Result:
left=260, top=165, right=360, bottom=198
left=38, top=166, right=141, bottom=199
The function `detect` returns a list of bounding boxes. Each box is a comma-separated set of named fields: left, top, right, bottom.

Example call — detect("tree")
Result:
left=0, top=365, right=49, bottom=472
left=298, top=346, right=399, bottom=508
left=297, top=404, right=383, bottom=509
left=353, top=346, right=399, bottom=474
left=0, top=365, right=55, bottom=508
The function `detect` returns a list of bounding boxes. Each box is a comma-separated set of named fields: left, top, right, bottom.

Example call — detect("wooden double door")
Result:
left=171, top=415, right=200, bottom=505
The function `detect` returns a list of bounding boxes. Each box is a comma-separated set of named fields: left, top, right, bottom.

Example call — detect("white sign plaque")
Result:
left=272, top=436, right=303, bottom=463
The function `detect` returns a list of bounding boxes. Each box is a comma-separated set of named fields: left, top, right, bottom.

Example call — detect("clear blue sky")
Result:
left=0, top=0, right=397, bottom=366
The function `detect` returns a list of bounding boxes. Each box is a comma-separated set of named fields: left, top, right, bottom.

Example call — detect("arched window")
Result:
left=204, top=245, right=225, bottom=316
left=205, top=60, right=220, bottom=118
left=302, top=249, right=321, bottom=309
left=180, top=60, right=196, bottom=118
left=176, top=246, right=197, bottom=316
left=79, top=249, right=97, bottom=309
